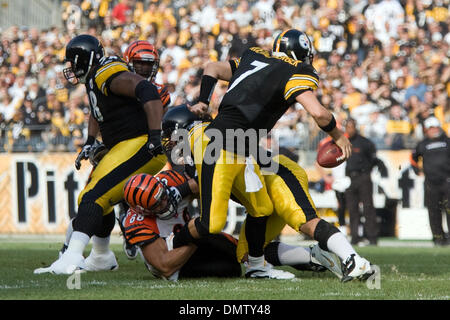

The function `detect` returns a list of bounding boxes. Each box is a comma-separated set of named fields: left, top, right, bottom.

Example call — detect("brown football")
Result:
left=316, top=140, right=345, bottom=168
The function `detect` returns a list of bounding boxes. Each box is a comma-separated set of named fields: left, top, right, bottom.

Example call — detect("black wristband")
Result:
left=319, top=116, right=337, bottom=132
left=176, top=181, right=192, bottom=198
left=86, top=135, right=95, bottom=145
left=198, top=75, right=218, bottom=104
left=135, top=80, right=160, bottom=104
left=148, top=129, right=162, bottom=146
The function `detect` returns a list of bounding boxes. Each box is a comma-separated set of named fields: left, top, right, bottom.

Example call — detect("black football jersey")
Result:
left=85, top=56, right=149, bottom=149
left=220, top=47, right=319, bottom=132
left=411, top=133, right=450, bottom=184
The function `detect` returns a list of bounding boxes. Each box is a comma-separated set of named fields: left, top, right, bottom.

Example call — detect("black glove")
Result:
left=147, top=129, right=164, bottom=157
left=75, top=136, right=95, bottom=170
left=88, top=140, right=108, bottom=167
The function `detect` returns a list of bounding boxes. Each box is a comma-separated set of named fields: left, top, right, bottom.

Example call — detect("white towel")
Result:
left=244, top=157, right=263, bottom=192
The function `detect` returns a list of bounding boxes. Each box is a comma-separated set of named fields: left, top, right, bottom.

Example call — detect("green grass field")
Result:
left=1, top=241, right=449, bottom=300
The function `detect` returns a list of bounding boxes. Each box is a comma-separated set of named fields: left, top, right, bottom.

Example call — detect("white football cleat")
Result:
left=310, top=244, right=343, bottom=280
left=341, top=254, right=374, bottom=282
left=84, top=250, right=118, bottom=272
left=245, top=261, right=295, bottom=280
left=34, top=251, right=86, bottom=275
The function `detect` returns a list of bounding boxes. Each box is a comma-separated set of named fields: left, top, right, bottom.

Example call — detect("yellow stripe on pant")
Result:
left=236, top=154, right=318, bottom=262
left=189, top=124, right=273, bottom=234
left=78, top=134, right=167, bottom=215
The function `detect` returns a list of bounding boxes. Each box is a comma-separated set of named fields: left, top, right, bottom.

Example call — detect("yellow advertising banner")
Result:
left=0, top=153, right=91, bottom=234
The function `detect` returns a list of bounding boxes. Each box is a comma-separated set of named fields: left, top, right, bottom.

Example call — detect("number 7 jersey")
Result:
left=221, top=47, right=320, bottom=133
left=85, top=56, right=149, bottom=149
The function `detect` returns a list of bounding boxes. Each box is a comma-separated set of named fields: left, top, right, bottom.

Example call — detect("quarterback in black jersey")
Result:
left=34, top=35, right=167, bottom=275
left=179, top=29, right=372, bottom=281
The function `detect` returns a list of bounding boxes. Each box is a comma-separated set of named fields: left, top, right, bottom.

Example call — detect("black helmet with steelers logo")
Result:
left=272, top=29, right=314, bottom=64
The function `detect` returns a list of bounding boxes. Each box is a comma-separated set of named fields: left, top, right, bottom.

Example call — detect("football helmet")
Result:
left=157, top=170, right=187, bottom=189
left=63, top=34, right=104, bottom=84
left=161, top=104, right=202, bottom=152
left=123, top=40, right=159, bottom=81
left=123, top=173, right=179, bottom=220
left=272, top=29, right=314, bottom=64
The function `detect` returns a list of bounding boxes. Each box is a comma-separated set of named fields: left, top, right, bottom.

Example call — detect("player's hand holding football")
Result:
left=333, top=134, right=352, bottom=160
left=189, top=102, right=209, bottom=117
left=75, top=135, right=95, bottom=170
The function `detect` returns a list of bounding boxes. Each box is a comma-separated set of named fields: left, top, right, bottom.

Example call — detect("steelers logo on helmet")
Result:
left=299, top=33, right=310, bottom=50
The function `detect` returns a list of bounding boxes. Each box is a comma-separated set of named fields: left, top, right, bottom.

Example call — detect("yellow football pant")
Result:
left=236, top=154, right=318, bottom=262
left=78, top=134, right=167, bottom=215
left=190, top=124, right=273, bottom=234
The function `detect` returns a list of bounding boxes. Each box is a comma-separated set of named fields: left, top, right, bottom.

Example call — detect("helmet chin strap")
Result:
left=290, top=51, right=298, bottom=60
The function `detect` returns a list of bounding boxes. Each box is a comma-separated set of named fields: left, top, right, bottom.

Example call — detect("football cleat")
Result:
left=310, top=244, right=343, bottom=280
left=341, top=254, right=374, bottom=282
left=245, top=261, right=295, bottom=280
left=34, top=251, right=86, bottom=275
left=59, top=243, right=68, bottom=258
left=123, top=240, right=138, bottom=260
left=84, top=250, right=118, bottom=272
left=291, top=262, right=327, bottom=272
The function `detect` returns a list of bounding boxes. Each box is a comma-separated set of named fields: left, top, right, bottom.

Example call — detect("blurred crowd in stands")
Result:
left=0, top=0, right=448, bottom=153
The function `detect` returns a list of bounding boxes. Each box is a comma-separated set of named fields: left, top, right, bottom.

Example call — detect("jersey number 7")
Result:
left=227, top=60, right=269, bottom=93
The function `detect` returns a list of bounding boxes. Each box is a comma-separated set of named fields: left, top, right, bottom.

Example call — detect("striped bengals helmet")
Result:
left=123, top=40, right=159, bottom=81
left=123, top=173, right=177, bottom=220
left=156, top=170, right=187, bottom=188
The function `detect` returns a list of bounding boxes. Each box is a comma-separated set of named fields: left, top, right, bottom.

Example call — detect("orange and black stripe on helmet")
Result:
left=156, top=170, right=187, bottom=188
left=123, top=40, right=159, bottom=81
left=123, top=173, right=164, bottom=211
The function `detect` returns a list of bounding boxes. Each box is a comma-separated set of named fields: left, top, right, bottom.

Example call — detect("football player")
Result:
left=182, top=29, right=373, bottom=281
left=121, top=170, right=242, bottom=280
left=119, top=40, right=171, bottom=260
left=162, top=105, right=294, bottom=279
left=34, top=34, right=167, bottom=275
left=161, top=105, right=345, bottom=279
left=121, top=167, right=338, bottom=280
left=124, top=40, right=171, bottom=109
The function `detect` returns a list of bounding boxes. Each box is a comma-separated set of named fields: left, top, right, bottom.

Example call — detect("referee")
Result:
left=411, top=117, right=450, bottom=246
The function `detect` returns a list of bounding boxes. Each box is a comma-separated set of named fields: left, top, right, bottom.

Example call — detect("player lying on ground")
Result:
left=121, top=170, right=241, bottom=280
left=121, top=168, right=341, bottom=280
